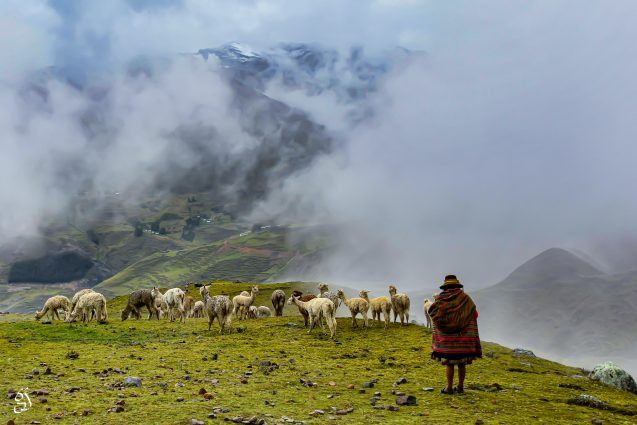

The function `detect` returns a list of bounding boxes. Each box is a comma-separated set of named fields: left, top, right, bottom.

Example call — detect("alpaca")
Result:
left=199, top=285, right=210, bottom=299
left=271, top=289, right=285, bottom=316
left=204, top=295, right=233, bottom=334
left=247, top=305, right=258, bottom=319
left=423, top=298, right=434, bottom=329
left=388, top=285, right=410, bottom=325
left=157, top=287, right=186, bottom=322
left=191, top=300, right=205, bottom=318
left=337, top=289, right=369, bottom=328
left=66, top=292, right=107, bottom=323
left=232, top=286, right=259, bottom=320
left=35, top=295, right=72, bottom=321
left=290, top=290, right=317, bottom=327
left=318, top=282, right=340, bottom=310
left=183, top=296, right=195, bottom=318
left=287, top=295, right=337, bottom=338
left=71, top=289, right=95, bottom=321
left=256, top=306, right=272, bottom=318
left=359, top=290, right=391, bottom=329
left=121, top=289, right=160, bottom=320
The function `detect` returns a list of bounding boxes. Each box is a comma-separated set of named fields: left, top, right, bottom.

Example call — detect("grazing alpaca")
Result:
left=271, top=289, right=285, bottom=316
left=359, top=290, right=391, bottom=329
left=204, top=295, right=233, bottom=334
left=318, top=282, right=340, bottom=309
left=183, top=296, right=195, bottom=318
left=337, top=289, right=369, bottom=328
left=290, top=290, right=317, bottom=327
left=287, top=295, right=337, bottom=338
left=121, top=289, right=160, bottom=320
left=256, top=306, right=272, bottom=317
left=247, top=305, right=258, bottom=319
left=157, top=288, right=186, bottom=322
left=35, top=295, right=72, bottom=321
left=388, top=285, right=410, bottom=325
left=423, top=298, right=434, bottom=329
left=191, top=300, right=205, bottom=318
left=232, top=286, right=259, bottom=320
left=66, top=292, right=108, bottom=323
left=71, top=289, right=95, bottom=321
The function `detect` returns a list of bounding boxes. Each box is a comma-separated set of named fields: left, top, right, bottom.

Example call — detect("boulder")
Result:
left=589, top=362, right=637, bottom=394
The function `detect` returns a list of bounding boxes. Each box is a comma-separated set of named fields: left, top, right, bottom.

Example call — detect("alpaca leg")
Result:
left=307, top=316, right=315, bottom=334
left=364, top=311, right=369, bottom=328
left=405, top=311, right=410, bottom=325
left=351, top=313, right=357, bottom=328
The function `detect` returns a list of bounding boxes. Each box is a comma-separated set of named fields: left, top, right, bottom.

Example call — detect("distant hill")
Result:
left=473, top=248, right=637, bottom=374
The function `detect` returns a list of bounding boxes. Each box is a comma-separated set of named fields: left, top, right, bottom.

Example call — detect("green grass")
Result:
left=1, top=282, right=637, bottom=424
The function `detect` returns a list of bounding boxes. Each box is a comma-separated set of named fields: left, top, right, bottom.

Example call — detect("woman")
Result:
left=428, top=274, right=482, bottom=394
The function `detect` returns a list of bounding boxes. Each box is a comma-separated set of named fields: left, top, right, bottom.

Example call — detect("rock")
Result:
left=396, top=395, right=417, bottom=406
left=387, top=405, right=399, bottom=411
left=42, top=366, right=51, bottom=375
left=41, top=320, right=52, bottom=324
left=512, top=348, right=535, bottom=357
left=67, top=387, right=81, bottom=393
left=207, top=413, right=217, bottom=419
left=308, top=410, right=324, bottom=417
left=34, top=389, right=49, bottom=396
left=32, top=368, right=39, bottom=375
left=591, top=418, right=603, bottom=425
left=115, top=400, right=125, bottom=406
left=378, top=354, right=387, bottom=364
left=374, top=391, right=381, bottom=396
left=198, top=388, right=207, bottom=395
left=370, top=396, right=381, bottom=404
left=190, top=420, right=205, bottom=425
left=347, top=384, right=355, bottom=389
left=176, top=397, right=185, bottom=402
left=66, top=351, right=79, bottom=360
left=203, top=393, right=214, bottom=400
left=393, top=377, right=407, bottom=386
left=124, top=377, right=142, bottom=387
left=422, top=387, right=434, bottom=392
left=362, top=381, right=375, bottom=388
left=174, top=382, right=184, bottom=388
left=589, top=361, right=637, bottom=394
left=475, top=419, right=484, bottom=425
left=39, top=397, right=47, bottom=403
left=328, top=381, right=336, bottom=386
left=485, top=351, right=496, bottom=358
left=334, top=407, right=354, bottom=415
left=107, top=406, right=125, bottom=413
left=567, top=394, right=608, bottom=409
left=300, top=378, right=317, bottom=387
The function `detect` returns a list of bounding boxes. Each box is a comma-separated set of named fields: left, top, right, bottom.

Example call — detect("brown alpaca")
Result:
left=271, top=289, right=286, bottom=316
left=388, top=284, right=410, bottom=325
left=291, top=290, right=317, bottom=327
left=359, top=290, right=391, bottom=329
left=121, top=289, right=160, bottom=320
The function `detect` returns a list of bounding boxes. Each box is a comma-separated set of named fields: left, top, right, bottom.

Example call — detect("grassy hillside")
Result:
left=1, top=282, right=637, bottom=424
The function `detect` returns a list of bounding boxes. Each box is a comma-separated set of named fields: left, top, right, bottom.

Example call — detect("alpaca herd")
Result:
left=34, top=282, right=419, bottom=339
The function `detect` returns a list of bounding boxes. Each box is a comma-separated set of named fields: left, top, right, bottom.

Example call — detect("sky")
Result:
left=2, top=1, right=637, bottom=290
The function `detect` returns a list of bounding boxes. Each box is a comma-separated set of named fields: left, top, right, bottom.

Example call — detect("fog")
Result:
left=2, top=1, right=637, bottom=290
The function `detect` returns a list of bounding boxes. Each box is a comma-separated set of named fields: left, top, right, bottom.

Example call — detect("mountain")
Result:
left=472, top=248, right=637, bottom=375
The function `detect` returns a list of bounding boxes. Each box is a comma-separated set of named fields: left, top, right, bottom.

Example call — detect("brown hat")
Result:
left=440, top=274, right=464, bottom=290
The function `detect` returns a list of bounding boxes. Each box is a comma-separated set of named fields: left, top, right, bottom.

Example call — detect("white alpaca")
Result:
left=359, top=290, right=391, bottom=329
left=191, top=300, right=205, bottom=318
left=232, top=286, right=259, bottom=320
left=388, top=285, right=410, bottom=325
left=423, top=298, right=434, bottom=329
left=337, top=289, right=369, bottom=328
left=287, top=295, right=337, bottom=338
left=157, top=287, right=186, bottom=322
left=256, top=306, right=272, bottom=318
left=35, top=295, right=72, bottom=321
left=66, top=292, right=108, bottom=323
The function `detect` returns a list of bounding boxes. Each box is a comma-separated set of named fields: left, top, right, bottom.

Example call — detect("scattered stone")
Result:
left=328, top=381, right=336, bottom=386
left=512, top=348, right=535, bottom=357
left=115, top=400, right=125, bottom=406
left=66, top=387, right=81, bottom=393
left=39, top=397, right=47, bottom=403
left=24, top=374, right=33, bottom=379
left=81, top=410, right=92, bottom=416
left=589, top=361, right=637, bottom=394
left=558, top=383, right=584, bottom=390
left=485, top=351, right=496, bottom=358
left=309, top=410, right=324, bottom=417
left=387, top=405, right=399, bottom=411
left=203, top=393, right=214, bottom=400
left=174, top=382, right=184, bottom=388
left=117, top=393, right=125, bottom=398
left=52, top=413, right=63, bottom=419
left=176, top=397, right=185, bottom=402
left=378, top=354, right=387, bottom=364
left=34, top=389, right=49, bottom=396
left=396, top=395, right=417, bottom=406
left=32, top=368, right=39, bottom=375
left=374, top=391, right=381, bottom=396
left=362, top=381, right=375, bottom=388
left=41, top=320, right=52, bottom=324
left=124, top=377, right=142, bottom=387
left=190, top=420, right=204, bottom=425
left=66, top=351, right=79, bottom=360
left=393, top=377, right=407, bottom=386
left=107, top=406, right=125, bottom=413
left=347, top=384, right=355, bottom=389
left=591, top=418, right=602, bottom=425
left=198, top=388, right=207, bottom=395
left=422, top=387, right=434, bottom=392
left=370, top=396, right=381, bottom=404
left=358, top=389, right=366, bottom=394
left=76, top=368, right=85, bottom=373
left=475, top=419, right=484, bottom=425
left=259, top=360, right=279, bottom=375
left=240, top=377, right=248, bottom=384
left=334, top=407, right=354, bottom=415
left=207, top=413, right=217, bottom=419
left=567, top=395, right=608, bottom=409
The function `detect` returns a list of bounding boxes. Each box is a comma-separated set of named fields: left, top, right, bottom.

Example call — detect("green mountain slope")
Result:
left=1, top=282, right=636, bottom=424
